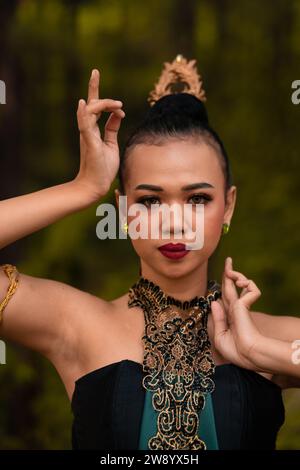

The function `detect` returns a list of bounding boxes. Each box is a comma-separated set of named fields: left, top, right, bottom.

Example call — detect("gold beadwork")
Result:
left=0, top=264, right=19, bottom=324
left=127, top=276, right=222, bottom=450
left=147, top=54, right=207, bottom=107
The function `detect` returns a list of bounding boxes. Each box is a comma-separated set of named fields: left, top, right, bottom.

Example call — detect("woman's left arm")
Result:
left=251, top=311, right=300, bottom=345
left=211, top=257, right=300, bottom=388
left=251, top=312, right=300, bottom=386
left=252, top=334, right=300, bottom=384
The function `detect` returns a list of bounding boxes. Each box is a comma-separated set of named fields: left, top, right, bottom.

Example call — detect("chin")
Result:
left=156, top=262, right=196, bottom=279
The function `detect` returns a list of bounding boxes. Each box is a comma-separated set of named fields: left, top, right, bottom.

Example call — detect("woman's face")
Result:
left=115, top=137, right=236, bottom=279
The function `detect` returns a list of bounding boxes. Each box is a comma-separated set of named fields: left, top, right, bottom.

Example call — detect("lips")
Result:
left=158, top=243, right=189, bottom=260
left=158, top=243, right=187, bottom=252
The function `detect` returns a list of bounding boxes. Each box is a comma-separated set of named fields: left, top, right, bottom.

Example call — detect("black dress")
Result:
left=71, top=359, right=285, bottom=450
left=71, top=276, right=285, bottom=450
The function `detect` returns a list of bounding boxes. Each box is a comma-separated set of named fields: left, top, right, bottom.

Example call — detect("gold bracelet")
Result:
left=0, top=264, right=19, bottom=324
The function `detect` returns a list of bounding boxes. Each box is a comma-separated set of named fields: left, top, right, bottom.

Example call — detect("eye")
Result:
left=188, top=193, right=212, bottom=205
left=137, top=194, right=212, bottom=207
left=137, top=196, right=160, bottom=208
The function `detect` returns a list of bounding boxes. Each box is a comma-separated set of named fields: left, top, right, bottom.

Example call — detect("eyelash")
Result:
left=137, top=194, right=212, bottom=207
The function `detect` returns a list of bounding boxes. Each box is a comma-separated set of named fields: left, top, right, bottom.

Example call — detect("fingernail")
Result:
left=115, top=100, right=123, bottom=105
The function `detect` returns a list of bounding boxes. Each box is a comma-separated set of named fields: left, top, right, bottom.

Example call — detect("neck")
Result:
left=139, top=261, right=209, bottom=302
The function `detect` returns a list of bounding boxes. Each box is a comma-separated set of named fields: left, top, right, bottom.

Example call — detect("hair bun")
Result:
left=149, top=93, right=209, bottom=127
left=120, top=89, right=233, bottom=196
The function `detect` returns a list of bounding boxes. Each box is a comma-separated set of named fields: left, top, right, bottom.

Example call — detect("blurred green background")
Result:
left=0, top=0, right=299, bottom=450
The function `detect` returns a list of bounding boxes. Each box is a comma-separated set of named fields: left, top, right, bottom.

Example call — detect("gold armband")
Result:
left=0, top=264, right=19, bottom=324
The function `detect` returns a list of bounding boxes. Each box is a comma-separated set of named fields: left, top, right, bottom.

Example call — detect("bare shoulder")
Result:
left=0, top=267, right=112, bottom=358
left=0, top=267, right=143, bottom=400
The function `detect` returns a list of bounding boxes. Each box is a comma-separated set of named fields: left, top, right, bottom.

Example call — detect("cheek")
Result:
left=205, top=209, right=224, bottom=232
left=200, top=202, right=225, bottom=248
left=188, top=202, right=223, bottom=238
left=127, top=210, right=153, bottom=240
left=130, top=238, right=155, bottom=264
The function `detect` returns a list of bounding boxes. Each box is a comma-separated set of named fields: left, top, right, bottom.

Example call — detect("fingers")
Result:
left=87, top=98, right=124, bottom=115
left=77, top=98, right=125, bottom=133
left=225, top=258, right=261, bottom=308
left=227, top=266, right=248, bottom=282
left=86, top=69, right=124, bottom=114
left=226, top=261, right=253, bottom=297
left=236, top=279, right=261, bottom=309
left=221, top=258, right=229, bottom=311
left=77, top=99, right=88, bottom=132
left=88, top=69, right=100, bottom=102
left=104, top=111, right=125, bottom=145
left=235, top=278, right=250, bottom=297
left=211, top=300, right=228, bottom=343
left=223, top=257, right=239, bottom=308
left=227, top=263, right=250, bottom=297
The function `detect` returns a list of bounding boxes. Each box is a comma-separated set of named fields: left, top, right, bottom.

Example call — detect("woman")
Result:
left=0, top=55, right=299, bottom=450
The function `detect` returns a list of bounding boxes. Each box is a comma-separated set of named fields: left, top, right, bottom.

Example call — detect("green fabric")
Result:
left=138, top=389, right=157, bottom=450
left=138, top=390, right=219, bottom=450
left=199, top=392, right=219, bottom=449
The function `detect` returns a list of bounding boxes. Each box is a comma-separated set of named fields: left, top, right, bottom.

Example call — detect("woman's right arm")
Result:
left=1, top=69, right=125, bottom=250
left=0, top=68, right=125, bottom=361
left=0, top=179, right=103, bottom=250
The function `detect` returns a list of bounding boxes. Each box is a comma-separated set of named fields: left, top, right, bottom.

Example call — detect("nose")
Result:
left=160, top=202, right=185, bottom=239
left=158, top=202, right=204, bottom=246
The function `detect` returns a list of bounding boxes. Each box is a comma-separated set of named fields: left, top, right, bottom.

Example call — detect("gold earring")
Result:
left=222, top=223, right=230, bottom=235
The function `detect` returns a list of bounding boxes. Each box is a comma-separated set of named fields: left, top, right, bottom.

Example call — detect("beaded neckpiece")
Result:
left=127, top=276, right=222, bottom=450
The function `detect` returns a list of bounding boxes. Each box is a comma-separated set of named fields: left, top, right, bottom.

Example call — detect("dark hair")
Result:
left=118, top=93, right=233, bottom=198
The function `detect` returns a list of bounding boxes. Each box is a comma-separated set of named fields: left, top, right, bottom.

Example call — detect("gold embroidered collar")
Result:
left=127, top=276, right=222, bottom=450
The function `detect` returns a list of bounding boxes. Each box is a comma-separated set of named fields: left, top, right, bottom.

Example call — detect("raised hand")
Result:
left=210, top=257, right=266, bottom=371
left=75, top=69, right=125, bottom=200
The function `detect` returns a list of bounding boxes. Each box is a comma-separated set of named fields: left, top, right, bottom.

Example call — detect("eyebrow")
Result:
left=134, top=182, right=215, bottom=191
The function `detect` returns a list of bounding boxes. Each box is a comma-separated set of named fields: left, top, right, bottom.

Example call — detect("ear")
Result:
left=224, top=185, right=237, bottom=225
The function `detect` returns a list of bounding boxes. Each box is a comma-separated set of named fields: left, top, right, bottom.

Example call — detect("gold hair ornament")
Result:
left=147, top=54, right=207, bottom=107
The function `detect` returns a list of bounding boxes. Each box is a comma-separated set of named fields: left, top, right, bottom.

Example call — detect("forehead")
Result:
left=126, top=139, right=223, bottom=189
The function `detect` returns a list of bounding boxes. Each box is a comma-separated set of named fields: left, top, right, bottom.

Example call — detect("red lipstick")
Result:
left=158, top=243, right=189, bottom=260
